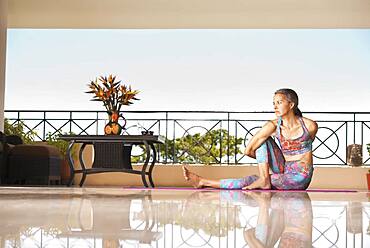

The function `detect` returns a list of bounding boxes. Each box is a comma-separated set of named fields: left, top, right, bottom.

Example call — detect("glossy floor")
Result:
left=0, top=187, right=369, bottom=248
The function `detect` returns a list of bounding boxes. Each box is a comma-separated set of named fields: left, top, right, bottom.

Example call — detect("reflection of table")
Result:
left=59, top=135, right=165, bottom=187
left=61, top=192, right=162, bottom=244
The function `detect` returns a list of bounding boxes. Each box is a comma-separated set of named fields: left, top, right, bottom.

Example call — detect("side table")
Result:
left=59, top=135, right=165, bottom=187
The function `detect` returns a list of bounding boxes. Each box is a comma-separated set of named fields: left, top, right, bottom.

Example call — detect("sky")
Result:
left=4, top=29, right=370, bottom=112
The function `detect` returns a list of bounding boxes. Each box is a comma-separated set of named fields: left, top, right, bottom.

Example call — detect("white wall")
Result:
left=0, top=0, right=7, bottom=132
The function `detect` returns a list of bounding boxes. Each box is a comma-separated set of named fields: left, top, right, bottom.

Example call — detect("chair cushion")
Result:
left=9, top=144, right=61, bottom=158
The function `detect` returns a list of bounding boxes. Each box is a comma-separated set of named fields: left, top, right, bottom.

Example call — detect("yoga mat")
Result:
left=122, top=187, right=357, bottom=193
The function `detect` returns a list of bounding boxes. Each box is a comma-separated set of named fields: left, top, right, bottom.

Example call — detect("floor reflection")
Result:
left=242, top=192, right=312, bottom=247
left=64, top=191, right=160, bottom=245
left=0, top=188, right=369, bottom=247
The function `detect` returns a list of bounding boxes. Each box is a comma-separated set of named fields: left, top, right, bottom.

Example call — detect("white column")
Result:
left=0, top=0, right=7, bottom=131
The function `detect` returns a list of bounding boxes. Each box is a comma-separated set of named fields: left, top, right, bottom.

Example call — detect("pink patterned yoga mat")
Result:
left=122, top=187, right=357, bottom=193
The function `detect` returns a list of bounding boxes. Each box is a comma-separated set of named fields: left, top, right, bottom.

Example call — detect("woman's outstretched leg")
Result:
left=183, top=166, right=221, bottom=188
left=183, top=166, right=259, bottom=189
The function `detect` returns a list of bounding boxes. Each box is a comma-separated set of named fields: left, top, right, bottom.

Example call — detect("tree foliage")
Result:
left=3, top=119, right=37, bottom=144
left=162, top=129, right=243, bottom=164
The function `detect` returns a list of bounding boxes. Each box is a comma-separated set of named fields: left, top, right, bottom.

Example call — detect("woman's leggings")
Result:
left=220, top=137, right=314, bottom=190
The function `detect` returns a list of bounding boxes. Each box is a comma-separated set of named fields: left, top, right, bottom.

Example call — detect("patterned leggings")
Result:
left=220, top=137, right=313, bottom=190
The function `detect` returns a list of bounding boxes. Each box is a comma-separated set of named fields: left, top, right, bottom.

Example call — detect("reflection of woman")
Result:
left=183, top=88, right=318, bottom=190
left=242, top=191, right=313, bottom=248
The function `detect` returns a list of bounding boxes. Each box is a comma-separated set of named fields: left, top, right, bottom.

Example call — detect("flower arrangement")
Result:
left=86, top=74, right=139, bottom=115
left=86, top=74, right=139, bottom=134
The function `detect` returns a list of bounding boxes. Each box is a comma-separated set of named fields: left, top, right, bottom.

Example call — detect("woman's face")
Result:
left=273, top=93, right=294, bottom=117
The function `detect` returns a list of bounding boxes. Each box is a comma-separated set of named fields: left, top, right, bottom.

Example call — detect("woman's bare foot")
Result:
left=182, top=166, right=204, bottom=188
left=242, top=177, right=271, bottom=190
left=243, top=191, right=272, bottom=206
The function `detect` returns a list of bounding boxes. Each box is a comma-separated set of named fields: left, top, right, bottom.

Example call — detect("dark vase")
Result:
left=104, top=112, right=126, bottom=135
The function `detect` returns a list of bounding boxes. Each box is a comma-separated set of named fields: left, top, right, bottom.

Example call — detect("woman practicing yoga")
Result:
left=183, top=88, right=318, bottom=190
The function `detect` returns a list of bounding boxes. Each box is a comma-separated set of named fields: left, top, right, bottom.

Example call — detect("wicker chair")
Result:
left=1, top=132, right=62, bottom=185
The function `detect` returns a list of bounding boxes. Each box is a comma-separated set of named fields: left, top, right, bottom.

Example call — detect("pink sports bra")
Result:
left=276, top=117, right=312, bottom=156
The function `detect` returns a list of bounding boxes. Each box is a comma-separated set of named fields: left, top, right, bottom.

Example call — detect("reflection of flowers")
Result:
left=86, top=74, right=139, bottom=115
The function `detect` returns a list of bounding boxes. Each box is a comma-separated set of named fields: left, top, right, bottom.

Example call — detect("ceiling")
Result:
left=7, top=0, right=370, bottom=29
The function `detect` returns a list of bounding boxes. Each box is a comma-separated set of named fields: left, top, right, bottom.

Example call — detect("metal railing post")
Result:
left=165, top=111, right=168, bottom=164
left=43, top=111, right=46, bottom=141
left=227, top=112, right=230, bottom=165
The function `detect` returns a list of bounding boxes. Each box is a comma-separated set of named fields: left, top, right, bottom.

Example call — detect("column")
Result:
left=0, top=0, right=7, bottom=132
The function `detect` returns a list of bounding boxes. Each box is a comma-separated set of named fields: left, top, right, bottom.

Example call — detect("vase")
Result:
left=104, top=112, right=126, bottom=135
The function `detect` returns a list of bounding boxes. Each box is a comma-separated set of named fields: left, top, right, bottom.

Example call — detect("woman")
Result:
left=183, top=88, right=318, bottom=190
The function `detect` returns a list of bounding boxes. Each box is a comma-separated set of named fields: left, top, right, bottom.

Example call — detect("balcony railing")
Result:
left=4, top=110, right=370, bottom=166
